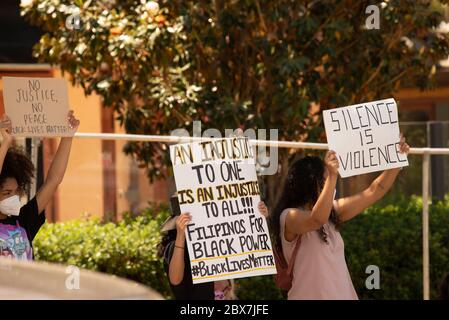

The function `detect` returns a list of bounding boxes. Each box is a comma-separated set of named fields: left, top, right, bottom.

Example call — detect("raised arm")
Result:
left=286, top=150, right=340, bottom=235
left=36, top=111, right=80, bottom=214
left=335, top=135, right=410, bottom=222
left=0, top=115, right=13, bottom=172
left=169, top=213, right=191, bottom=285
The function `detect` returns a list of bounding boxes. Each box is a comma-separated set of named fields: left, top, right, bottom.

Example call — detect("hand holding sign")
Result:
left=324, top=150, right=340, bottom=177
left=323, top=98, right=409, bottom=177
left=67, top=110, right=80, bottom=133
left=0, top=115, right=13, bottom=146
left=175, top=213, right=192, bottom=239
left=398, top=134, right=410, bottom=155
left=1, top=110, right=80, bottom=141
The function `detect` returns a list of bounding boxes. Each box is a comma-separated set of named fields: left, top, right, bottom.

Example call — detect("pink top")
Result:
left=280, top=208, right=358, bottom=300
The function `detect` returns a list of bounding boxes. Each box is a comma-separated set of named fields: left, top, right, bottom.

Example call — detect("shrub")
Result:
left=34, top=197, right=449, bottom=299
left=34, top=204, right=173, bottom=298
left=343, top=196, right=449, bottom=299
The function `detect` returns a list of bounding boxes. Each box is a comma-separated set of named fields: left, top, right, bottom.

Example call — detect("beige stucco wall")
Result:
left=114, top=123, right=169, bottom=217
left=54, top=70, right=104, bottom=220
left=55, top=69, right=169, bottom=221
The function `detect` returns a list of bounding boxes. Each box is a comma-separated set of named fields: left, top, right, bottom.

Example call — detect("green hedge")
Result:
left=343, top=196, right=449, bottom=300
left=34, top=197, right=449, bottom=299
left=34, top=205, right=173, bottom=298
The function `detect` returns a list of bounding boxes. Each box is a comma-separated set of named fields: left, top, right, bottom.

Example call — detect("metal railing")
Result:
left=73, top=132, right=449, bottom=300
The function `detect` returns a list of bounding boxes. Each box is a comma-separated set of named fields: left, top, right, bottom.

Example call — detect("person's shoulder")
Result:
left=285, top=207, right=309, bottom=221
left=19, top=197, right=38, bottom=213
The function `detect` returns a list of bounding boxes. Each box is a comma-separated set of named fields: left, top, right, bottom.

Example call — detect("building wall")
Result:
left=57, top=69, right=169, bottom=221
left=54, top=69, right=104, bottom=221
left=114, top=123, right=169, bottom=218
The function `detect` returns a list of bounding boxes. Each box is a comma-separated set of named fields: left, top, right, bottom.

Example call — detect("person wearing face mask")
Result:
left=0, top=112, right=80, bottom=261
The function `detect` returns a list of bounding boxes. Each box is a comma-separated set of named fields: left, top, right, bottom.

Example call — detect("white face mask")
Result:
left=0, top=195, right=22, bottom=216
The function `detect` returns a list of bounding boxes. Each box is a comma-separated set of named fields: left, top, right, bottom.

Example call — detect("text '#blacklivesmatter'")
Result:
left=192, top=253, right=275, bottom=278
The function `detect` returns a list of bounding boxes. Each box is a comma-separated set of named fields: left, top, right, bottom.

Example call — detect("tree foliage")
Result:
left=22, top=0, right=449, bottom=184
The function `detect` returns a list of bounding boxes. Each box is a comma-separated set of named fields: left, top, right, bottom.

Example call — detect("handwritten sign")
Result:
left=323, top=98, right=408, bottom=178
left=170, top=137, right=277, bottom=284
left=2, top=77, right=72, bottom=137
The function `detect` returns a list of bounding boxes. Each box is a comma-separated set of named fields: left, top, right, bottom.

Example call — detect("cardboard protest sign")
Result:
left=2, top=77, right=72, bottom=137
left=323, top=98, right=408, bottom=178
left=170, top=137, right=277, bottom=284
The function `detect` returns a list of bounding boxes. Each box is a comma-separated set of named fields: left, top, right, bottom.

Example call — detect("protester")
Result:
left=158, top=194, right=268, bottom=300
left=269, top=136, right=410, bottom=299
left=0, top=111, right=80, bottom=260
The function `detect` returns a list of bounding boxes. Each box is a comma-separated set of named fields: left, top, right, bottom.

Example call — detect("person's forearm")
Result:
left=46, top=137, right=73, bottom=185
left=371, top=168, right=401, bottom=199
left=169, top=234, right=186, bottom=285
left=311, top=174, right=338, bottom=225
left=0, top=142, right=11, bottom=173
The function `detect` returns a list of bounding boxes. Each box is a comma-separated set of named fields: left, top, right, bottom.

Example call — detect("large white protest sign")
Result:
left=2, top=77, right=73, bottom=137
left=170, top=137, right=276, bottom=284
left=323, top=98, right=408, bottom=178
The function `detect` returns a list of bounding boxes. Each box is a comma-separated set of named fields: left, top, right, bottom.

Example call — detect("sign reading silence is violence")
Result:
left=323, top=98, right=409, bottom=178
left=2, top=77, right=73, bottom=137
left=170, top=137, right=277, bottom=284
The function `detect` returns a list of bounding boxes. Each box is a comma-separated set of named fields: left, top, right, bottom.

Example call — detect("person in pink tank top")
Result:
left=269, top=136, right=410, bottom=300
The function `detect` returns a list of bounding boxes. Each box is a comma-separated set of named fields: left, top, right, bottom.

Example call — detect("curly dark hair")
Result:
left=0, top=146, right=35, bottom=194
left=157, top=229, right=177, bottom=258
left=269, top=155, right=340, bottom=253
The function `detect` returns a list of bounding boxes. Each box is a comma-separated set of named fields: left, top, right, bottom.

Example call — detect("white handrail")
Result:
left=74, top=132, right=449, bottom=154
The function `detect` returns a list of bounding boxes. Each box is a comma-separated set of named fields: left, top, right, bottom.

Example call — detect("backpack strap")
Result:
left=163, top=241, right=175, bottom=266
left=286, top=236, right=302, bottom=277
